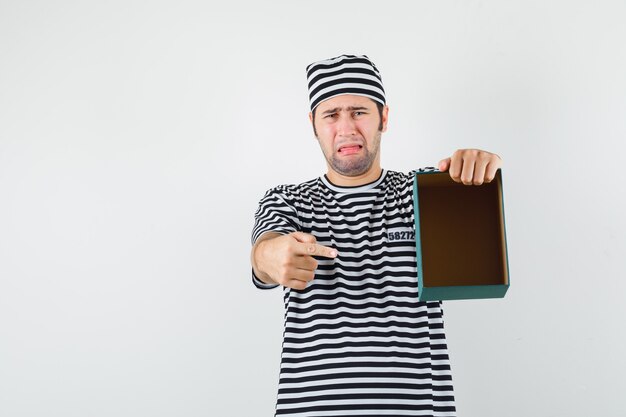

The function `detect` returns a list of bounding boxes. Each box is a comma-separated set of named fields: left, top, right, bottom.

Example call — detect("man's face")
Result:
left=309, top=95, right=388, bottom=177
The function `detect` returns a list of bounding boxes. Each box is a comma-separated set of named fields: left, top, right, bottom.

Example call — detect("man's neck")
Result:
left=325, top=166, right=383, bottom=187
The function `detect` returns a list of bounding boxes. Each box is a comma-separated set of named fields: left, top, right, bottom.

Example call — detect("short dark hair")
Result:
left=311, top=99, right=385, bottom=137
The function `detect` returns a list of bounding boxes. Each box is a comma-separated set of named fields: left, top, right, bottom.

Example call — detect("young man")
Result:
left=251, top=54, right=502, bottom=417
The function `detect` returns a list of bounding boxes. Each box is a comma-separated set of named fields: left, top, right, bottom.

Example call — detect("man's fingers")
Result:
left=448, top=152, right=463, bottom=183
left=460, top=155, right=476, bottom=185
left=282, top=268, right=317, bottom=290
left=473, top=157, right=489, bottom=185
left=286, top=278, right=309, bottom=291
left=287, top=268, right=316, bottom=282
left=297, top=242, right=338, bottom=258
left=291, top=231, right=317, bottom=244
left=438, top=157, right=451, bottom=172
left=294, top=256, right=318, bottom=272
left=289, top=232, right=338, bottom=258
left=485, top=163, right=501, bottom=183
left=305, top=243, right=337, bottom=258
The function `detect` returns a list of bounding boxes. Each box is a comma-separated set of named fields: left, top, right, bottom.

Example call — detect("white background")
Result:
left=1, top=1, right=625, bottom=416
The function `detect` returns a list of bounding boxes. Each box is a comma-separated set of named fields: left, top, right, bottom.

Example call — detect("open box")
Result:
left=412, top=167, right=510, bottom=301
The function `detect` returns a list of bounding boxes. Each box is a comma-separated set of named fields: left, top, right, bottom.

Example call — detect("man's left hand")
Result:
left=438, top=149, right=503, bottom=185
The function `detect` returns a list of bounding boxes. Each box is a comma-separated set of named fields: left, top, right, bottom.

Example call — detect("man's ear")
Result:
left=381, top=105, right=389, bottom=132
left=309, top=111, right=319, bottom=140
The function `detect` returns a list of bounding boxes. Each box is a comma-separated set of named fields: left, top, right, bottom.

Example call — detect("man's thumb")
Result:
left=438, top=158, right=451, bottom=172
left=290, top=231, right=317, bottom=244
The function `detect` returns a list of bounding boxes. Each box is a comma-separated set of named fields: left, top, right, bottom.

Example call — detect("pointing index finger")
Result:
left=299, top=242, right=337, bottom=258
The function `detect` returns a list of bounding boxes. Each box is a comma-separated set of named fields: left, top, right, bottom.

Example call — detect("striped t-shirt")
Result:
left=251, top=168, right=456, bottom=417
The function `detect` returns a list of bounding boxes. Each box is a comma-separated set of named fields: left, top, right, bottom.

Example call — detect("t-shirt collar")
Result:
left=320, top=169, right=387, bottom=193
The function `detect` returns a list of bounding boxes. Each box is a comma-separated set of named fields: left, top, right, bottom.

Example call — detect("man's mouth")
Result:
left=338, top=145, right=363, bottom=155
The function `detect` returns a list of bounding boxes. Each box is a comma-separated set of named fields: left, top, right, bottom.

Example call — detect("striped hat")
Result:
left=306, top=54, right=386, bottom=112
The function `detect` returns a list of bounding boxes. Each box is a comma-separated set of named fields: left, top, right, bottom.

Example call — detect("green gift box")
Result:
left=412, top=167, right=510, bottom=301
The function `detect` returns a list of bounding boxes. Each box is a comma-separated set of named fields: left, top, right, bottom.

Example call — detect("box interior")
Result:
left=417, top=170, right=508, bottom=288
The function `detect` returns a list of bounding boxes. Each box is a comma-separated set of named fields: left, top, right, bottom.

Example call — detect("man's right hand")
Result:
left=252, top=232, right=337, bottom=290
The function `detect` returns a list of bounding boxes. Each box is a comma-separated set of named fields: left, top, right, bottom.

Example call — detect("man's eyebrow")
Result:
left=321, top=106, right=370, bottom=115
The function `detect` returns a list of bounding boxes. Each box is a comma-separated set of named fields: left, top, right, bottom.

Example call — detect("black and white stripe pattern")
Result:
left=306, top=54, right=386, bottom=112
left=251, top=169, right=456, bottom=417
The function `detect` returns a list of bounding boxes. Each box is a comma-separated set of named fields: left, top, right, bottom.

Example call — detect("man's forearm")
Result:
left=251, top=232, right=281, bottom=285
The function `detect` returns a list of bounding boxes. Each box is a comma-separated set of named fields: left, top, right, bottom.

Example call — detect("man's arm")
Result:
left=250, top=186, right=300, bottom=289
left=250, top=186, right=335, bottom=290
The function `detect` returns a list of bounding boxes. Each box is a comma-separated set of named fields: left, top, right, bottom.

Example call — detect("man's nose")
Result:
left=336, top=113, right=357, bottom=136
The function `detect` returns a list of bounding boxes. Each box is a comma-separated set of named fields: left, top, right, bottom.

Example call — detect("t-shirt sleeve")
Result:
left=250, top=186, right=300, bottom=290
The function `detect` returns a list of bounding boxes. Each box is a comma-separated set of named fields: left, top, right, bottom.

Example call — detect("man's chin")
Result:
left=330, top=161, right=373, bottom=177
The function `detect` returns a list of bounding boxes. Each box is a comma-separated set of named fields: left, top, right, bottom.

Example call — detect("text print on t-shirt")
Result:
left=386, top=227, right=415, bottom=242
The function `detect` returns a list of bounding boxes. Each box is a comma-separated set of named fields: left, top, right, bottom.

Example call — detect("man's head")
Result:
left=309, top=94, right=388, bottom=177
left=305, top=54, right=389, bottom=178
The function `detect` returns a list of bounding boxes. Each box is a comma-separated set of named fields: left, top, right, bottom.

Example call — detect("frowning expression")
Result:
left=310, top=94, right=388, bottom=177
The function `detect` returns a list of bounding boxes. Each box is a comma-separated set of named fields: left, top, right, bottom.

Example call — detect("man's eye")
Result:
left=354, top=111, right=365, bottom=116
left=325, top=114, right=337, bottom=119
